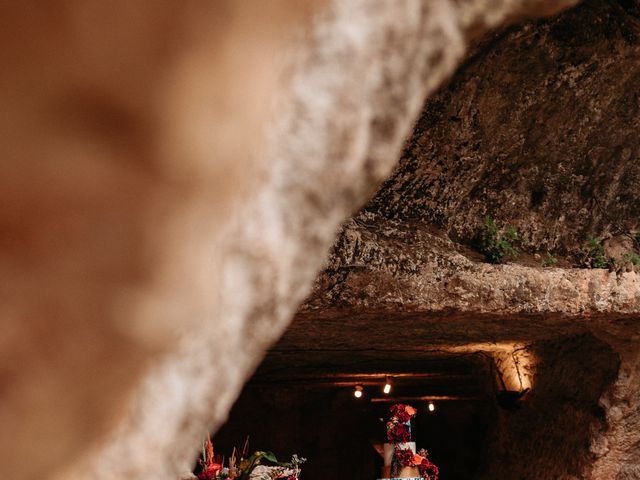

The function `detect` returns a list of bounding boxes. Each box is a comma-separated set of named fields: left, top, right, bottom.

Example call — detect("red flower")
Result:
left=387, top=422, right=410, bottom=442
left=394, top=447, right=414, bottom=467
left=390, top=403, right=417, bottom=423
left=418, top=458, right=440, bottom=480
left=397, top=411, right=410, bottom=423
left=197, top=463, right=221, bottom=480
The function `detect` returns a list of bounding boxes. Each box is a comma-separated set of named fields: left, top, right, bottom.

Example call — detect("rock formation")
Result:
left=7, top=0, right=640, bottom=479
left=293, top=1, right=640, bottom=478
left=1, top=2, right=317, bottom=478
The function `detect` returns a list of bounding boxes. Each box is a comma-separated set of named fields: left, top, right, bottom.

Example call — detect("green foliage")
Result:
left=481, top=216, right=520, bottom=263
left=237, top=452, right=306, bottom=480
left=623, top=252, right=640, bottom=266
left=238, top=452, right=283, bottom=480
left=581, top=236, right=610, bottom=269
left=541, top=252, right=558, bottom=268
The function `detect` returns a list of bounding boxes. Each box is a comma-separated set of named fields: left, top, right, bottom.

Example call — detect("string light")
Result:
left=354, top=385, right=363, bottom=398
left=383, top=376, right=392, bottom=394
left=428, top=401, right=435, bottom=412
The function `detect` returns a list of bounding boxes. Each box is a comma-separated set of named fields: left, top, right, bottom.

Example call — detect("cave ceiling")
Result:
left=256, top=0, right=640, bottom=382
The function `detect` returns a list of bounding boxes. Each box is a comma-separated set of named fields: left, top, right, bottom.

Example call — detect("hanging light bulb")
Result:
left=383, top=376, right=392, bottom=394
left=354, top=385, right=363, bottom=398
left=428, top=401, right=436, bottom=412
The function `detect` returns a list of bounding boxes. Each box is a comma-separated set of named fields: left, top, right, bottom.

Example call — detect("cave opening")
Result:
left=207, top=313, right=622, bottom=480
left=213, top=325, right=499, bottom=480
left=196, top=2, right=639, bottom=478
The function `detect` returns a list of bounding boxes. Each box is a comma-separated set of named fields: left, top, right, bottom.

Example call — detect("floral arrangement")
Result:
left=386, top=404, right=417, bottom=443
left=394, top=447, right=439, bottom=480
left=196, top=437, right=305, bottom=480
left=198, top=437, right=222, bottom=480
left=386, top=404, right=439, bottom=480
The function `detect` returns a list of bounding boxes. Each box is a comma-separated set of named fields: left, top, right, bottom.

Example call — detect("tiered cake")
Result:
left=377, top=404, right=439, bottom=480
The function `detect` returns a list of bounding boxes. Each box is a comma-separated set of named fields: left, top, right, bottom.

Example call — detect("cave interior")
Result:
left=214, top=1, right=639, bottom=479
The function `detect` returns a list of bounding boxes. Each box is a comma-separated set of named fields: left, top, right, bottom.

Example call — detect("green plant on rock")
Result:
left=481, top=216, right=520, bottom=264
left=542, top=252, right=558, bottom=268
left=623, top=252, right=640, bottom=266
left=581, top=236, right=611, bottom=269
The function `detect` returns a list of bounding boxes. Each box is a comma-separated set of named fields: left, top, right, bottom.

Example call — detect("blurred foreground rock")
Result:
left=21, top=1, right=640, bottom=479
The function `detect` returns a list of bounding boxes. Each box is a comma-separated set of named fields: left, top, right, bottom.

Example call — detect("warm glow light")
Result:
left=383, top=376, right=392, bottom=394
left=448, top=342, right=536, bottom=392
left=354, top=385, right=363, bottom=398
left=428, top=402, right=435, bottom=412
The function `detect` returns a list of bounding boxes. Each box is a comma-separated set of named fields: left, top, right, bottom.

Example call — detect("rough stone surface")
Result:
left=52, top=1, right=583, bottom=479
left=1, top=2, right=315, bottom=479
left=62, top=1, right=470, bottom=478
left=16, top=0, right=640, bottom=479
left=305, top=213, right=640, bottom=317
left=278, top=1, right=640, bottom=478
left=478, top=334, right=621, bottom=480
left=57, top=1, right=470, bottom=478
left=367, top=0, right=640, bottom=259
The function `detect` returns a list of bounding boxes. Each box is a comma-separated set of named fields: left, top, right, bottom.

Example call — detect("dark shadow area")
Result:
left=477, top=333, right=620, bottom=479
left=214, top=368, right=494, bottom=480
left=212, top=326, right=622, bottom=480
